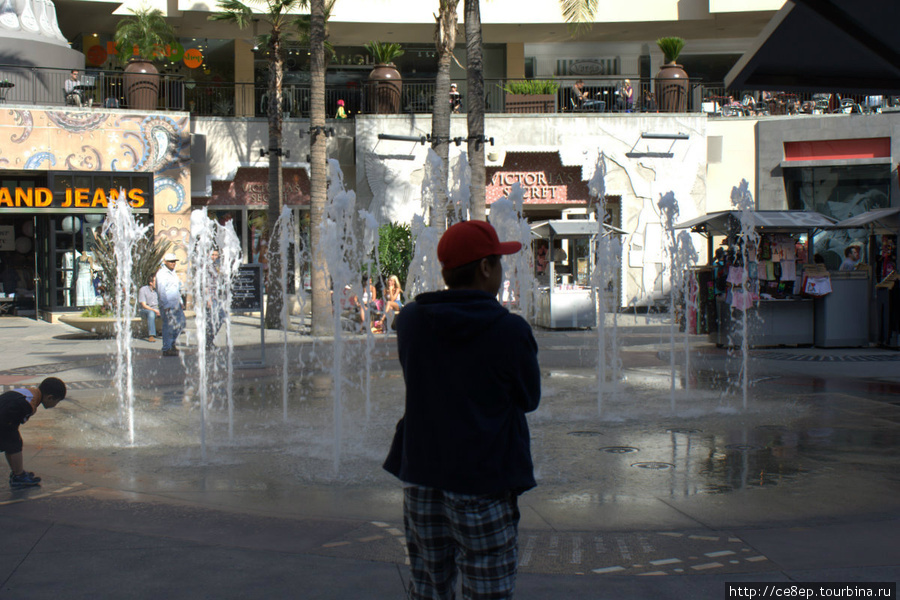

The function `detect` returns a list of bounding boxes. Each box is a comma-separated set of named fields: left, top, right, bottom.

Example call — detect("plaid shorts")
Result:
left=403, top=485, right=520, bottom=600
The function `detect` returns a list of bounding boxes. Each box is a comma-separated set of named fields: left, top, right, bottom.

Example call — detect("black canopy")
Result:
left=725, top=0, right=900, bottom=94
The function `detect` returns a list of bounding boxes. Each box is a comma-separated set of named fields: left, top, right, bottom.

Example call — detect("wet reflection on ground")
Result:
left=27, top=355, right=900, bottom=520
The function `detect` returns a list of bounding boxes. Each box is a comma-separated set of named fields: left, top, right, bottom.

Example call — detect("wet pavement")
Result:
left=1, top=314, right=899, bottom=598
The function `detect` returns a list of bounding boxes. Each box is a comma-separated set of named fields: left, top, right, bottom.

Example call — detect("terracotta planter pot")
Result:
left=655, top=62, right=688, bottom=113
left=505, top=93, right=556, bottom=114
left=368, top=63, right=402, bottom=114
left=124, top=59, right=160, bottom=111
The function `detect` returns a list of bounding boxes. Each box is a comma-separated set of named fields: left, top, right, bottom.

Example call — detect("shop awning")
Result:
left=674, top=210, right=836, bottom=235
left=725, top=0, right=900, bottom=94
left=530, top=220, right=626, bottom=239
left=828, top=207, right=900, bottom=232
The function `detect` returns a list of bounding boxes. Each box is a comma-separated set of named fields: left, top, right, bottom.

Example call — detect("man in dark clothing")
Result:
left=0, top=377, right=67, bottom=488
left=384, top=220, right=541, bottom=600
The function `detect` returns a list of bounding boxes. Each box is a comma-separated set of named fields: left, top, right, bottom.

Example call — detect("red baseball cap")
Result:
left=437, top=220, right=522, bottom=270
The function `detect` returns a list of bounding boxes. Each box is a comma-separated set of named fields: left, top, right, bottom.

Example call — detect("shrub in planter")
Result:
left=502, top=80, right=560, bottom=113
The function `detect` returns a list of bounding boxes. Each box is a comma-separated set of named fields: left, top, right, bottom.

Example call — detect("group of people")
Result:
left=346, top=273, right=405, bottom=333
left=137, top=249, right=225, bottom=357
left=571, top=78, right=649, bottom=112
left=6, top=220, right=543, bottom=599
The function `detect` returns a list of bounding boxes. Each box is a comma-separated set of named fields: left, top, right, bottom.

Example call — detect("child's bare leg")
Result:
left=5, top=451, right=24, bottom=475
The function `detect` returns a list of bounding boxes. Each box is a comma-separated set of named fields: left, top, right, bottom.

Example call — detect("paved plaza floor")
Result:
left=1, top=314, right=898, bottom=599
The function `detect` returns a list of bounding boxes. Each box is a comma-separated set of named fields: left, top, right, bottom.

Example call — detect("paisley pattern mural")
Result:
left=0, top=107, right=191, bottom=249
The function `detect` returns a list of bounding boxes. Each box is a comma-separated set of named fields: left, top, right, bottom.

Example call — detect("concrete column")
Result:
left=506, top=43, right=525, bottom=79
left=235, top=41, right=255, bottom=117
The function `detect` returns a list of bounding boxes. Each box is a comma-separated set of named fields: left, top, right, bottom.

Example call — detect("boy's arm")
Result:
left=507, top=319, right=541, bottom=413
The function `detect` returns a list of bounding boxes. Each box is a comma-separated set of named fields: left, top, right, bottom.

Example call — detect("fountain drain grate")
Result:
left=599, top=446, right=639, bottom=454
left=631, top=462, right=675, bottom=470
left=725, top=444, right=762, bottom=451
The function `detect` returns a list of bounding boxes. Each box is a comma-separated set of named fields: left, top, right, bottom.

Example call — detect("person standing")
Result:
left=449, top=83, right=461, bottom=113
left=137, top=276, right=160, bottom=342
left=384, top=220, right=541, bottom=600
left=335, top=99, right=348, bottom=119
left=156, top=252, right=185, bottom=357
left=1, top=377, right=67, bottom=488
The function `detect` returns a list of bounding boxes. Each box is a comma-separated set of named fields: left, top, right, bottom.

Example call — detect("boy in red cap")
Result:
left=384, top=220, right=541, bottom=599
left=1, top=377, right=67, bottom=488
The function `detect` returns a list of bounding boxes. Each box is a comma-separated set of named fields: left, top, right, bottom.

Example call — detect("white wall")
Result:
left=707, top=118, right=758, bottom=214
left=355, top=113, right=709, bottom=307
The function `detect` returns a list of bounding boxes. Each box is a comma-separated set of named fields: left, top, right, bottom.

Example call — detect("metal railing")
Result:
left=0, top=65, right=185, bottom=110
left=1, top=66, right=896, bottom=119
left=697, top=86, right=900, bottom=116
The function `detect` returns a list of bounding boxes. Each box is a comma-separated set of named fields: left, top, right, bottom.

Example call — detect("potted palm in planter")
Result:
left=114, top=7, right=177, bottom=111
left=655, top=36, right=688, bottom=113
left=502, top=79, right=560, bottom=113
left=366, top=41, right=404, bottom=114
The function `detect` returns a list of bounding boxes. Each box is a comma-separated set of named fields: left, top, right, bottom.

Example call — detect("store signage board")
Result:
left=0, top=187, right=149, bottom=212
left=231, top=263, right=265, bottom=366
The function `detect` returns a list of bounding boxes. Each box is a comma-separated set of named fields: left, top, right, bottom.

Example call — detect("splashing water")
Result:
left=103, top=195, right=151, bottom=446
left=214, top=218, right=242, bottom=438
left=589, top=153, right=624, bottom=413
left=489, top=183, right=536, bottom=320
left=657, top=191, right=682, bottom=411
left=731, top=179, right=759, bottom=410
left=321, top=158, right=360, bottom=473
left=188, top=208, right=217, bottom=461
left=269, top=206, right=296, bottom=422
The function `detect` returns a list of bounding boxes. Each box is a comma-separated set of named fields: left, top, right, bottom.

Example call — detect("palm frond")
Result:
left=559, top=0, right=596, bottom=24
left=209, top=0, right=254, bottom=27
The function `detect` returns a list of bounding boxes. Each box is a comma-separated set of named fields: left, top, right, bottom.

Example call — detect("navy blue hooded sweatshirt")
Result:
left=383, top=289, right=541, bottom=496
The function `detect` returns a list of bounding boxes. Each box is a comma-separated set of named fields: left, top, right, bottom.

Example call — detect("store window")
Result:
left=784, top=164, right=891, bottom=269
left=46, top=172, right=153, bottom=310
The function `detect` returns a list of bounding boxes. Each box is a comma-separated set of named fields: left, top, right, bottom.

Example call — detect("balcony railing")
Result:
left=0, top=66, right=895, bottom=118
left=183, top=78, right=900, bottom=118
left=0, top=65, right=185, bottom=110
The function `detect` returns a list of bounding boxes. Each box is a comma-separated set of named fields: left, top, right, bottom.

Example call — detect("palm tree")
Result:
left=211, top=0, right=303, bottom=329
left=308, top=0, right=330, bottom=337
left=430, top=0, right=460, bottom=227
left=463, top=0, right=486, bottom=221
left=459, top=0, right=596, bottom=222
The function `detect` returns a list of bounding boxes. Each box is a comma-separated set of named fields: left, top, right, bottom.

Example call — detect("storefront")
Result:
left=197, top=166, right=311, bottom=289
left=486, top=151, right=620, bottom=225
left=0, top=107, right=192, bottom=321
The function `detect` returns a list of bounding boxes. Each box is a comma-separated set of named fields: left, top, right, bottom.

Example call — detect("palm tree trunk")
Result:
left=309, top=0, right=330, bottom=336
left=264, top=28, right=285, bottom=329
left=464, top=0, right=485, bottom=220
left=431, top=0, right=459, bottom=229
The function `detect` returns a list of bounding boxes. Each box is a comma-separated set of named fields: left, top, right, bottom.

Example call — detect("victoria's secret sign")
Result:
left=208, top=168, right=310, bottom=207
left=486, top=152, right=589, bottom=205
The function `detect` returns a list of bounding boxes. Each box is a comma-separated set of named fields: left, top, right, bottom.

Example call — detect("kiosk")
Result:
left=531, top=219, right=623, bottom=329
left=675, top=210, right=836, bottom=347
left=829, top=207, right=900, bottom=348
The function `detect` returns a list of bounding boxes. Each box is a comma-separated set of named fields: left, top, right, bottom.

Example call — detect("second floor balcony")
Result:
left=1, top=65, right=896, bottom=119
